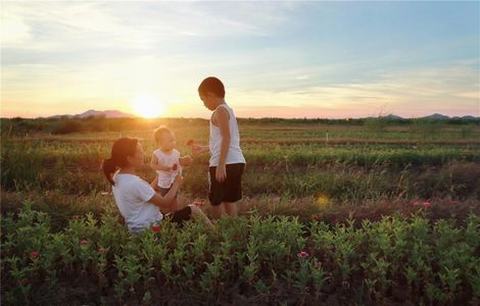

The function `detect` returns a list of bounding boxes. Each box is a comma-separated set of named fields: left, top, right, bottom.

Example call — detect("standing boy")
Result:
left=191, top=77, right=246, bottom=218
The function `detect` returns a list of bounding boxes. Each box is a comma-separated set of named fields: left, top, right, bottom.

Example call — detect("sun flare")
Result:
left=132, top=94, right=166, bottom=118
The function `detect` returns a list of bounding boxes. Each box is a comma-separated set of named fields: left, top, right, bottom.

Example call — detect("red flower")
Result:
left=297, top=251, right=310, bottom=258
left=186, top=139, right=195, bottom=146
left=151, top=224, right=161, bottom=233
left=30, top=251, right=39, bottom=259
left=80, top=240, right=90, bottom=248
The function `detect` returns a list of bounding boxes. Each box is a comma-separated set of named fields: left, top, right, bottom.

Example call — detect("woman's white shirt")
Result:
left=112, top=173, right=162, bottom=233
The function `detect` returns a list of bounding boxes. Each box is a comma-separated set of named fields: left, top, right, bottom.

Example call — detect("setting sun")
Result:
left=132, top=94, right=166, bottom=118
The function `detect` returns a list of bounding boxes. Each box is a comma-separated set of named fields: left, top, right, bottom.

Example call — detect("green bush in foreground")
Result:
left=1, top=204, right=479, bottom=305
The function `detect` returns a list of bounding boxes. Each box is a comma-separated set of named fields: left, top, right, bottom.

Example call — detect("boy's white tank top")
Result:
left=209, top=103, right=246, bottom=167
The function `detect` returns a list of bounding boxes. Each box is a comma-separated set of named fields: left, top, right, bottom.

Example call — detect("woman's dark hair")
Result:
left=102, top=137, right=138, bottom=185
left=198, top=76, right=225, bottom=98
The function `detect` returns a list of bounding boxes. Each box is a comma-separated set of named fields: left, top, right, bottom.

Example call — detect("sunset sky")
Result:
left=1, top=1, right=479, bottom=119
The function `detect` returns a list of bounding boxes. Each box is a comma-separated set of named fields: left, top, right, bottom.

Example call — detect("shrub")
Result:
left=1, top=204, right=479, bottom=305
left=52, top=120, right=84, bottom=135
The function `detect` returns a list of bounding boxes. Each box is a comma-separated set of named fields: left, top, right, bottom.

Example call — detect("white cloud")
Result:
left=1, top=1, right=298, bottom=52
left=1, top=2, right=478, bottom=118
left=0, top=8, right=31, bottom=45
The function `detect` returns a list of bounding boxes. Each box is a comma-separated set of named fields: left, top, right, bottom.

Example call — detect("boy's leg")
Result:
left=209, top=165, right=226, bottom=219
left=221, top=163, right=244, bottom=218
left=223, top=202, right=238, bottom=217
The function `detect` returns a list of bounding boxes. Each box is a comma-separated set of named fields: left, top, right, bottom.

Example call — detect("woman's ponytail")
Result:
left=102, top=158, right=118, bottom=185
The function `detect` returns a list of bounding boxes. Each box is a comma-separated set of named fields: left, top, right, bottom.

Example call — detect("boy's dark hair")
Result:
left=198, top=77, right=225, bottom=98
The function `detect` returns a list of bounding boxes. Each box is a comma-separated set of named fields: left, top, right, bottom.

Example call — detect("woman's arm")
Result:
left=147, top=175, right=183, bottom=209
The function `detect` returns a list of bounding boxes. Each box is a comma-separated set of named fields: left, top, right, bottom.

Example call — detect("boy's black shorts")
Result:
left=208, top=163, right=245, bottom=206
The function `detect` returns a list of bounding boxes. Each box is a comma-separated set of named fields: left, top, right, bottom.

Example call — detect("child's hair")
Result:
left=153, top=125, right=171, bottom=144
left=102, top=137, right=138, bottom=185
left=198, top=76, right=225, bottom=98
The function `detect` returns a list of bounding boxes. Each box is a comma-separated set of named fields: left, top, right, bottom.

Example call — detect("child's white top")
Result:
left=209, top=102, right=246, bottom=167
left=153, top=148, right=181, bottom=188
left=112, top=173, right=162, bottom=233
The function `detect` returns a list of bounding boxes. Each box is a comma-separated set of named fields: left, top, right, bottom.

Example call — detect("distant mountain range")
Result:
left=49, top=109, right=135, bottom=119
left=45, top=110, right=479, bottom=120
left=373, top=113, right=479, bottom=121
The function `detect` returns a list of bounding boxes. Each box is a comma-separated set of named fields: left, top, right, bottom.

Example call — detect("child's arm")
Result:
left=150, top=153, right=173, bottom=171
left=187, top=139, right=209, bottom=155
left=179, top=155, right=193, bottom=167
left=192, top=146, right=209, bottom=155
left=215, top=107, right=231, bottom=183
left=190, top=144, right=209, bottom=155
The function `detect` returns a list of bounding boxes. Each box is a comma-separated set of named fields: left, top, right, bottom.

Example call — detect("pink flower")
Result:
left=151, top=224, right=161, bottom=233
left=30, top=251, right=39, bottom=259
left=98, top=247, right=108, bottom=254
left=297, top=251, right=310, bottom=258
left=423, top=201, right=432, bottom=209
left=412, top=200, right=423, bottom=207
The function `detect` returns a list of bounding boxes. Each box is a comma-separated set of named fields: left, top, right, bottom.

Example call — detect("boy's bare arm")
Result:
left=191, top=145, right=209, bottom=154
left=179, top=155, right=193, bottom=167
left=215, top=107, right=231, bottom=182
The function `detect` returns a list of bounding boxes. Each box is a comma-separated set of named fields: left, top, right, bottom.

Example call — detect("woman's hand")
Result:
left=215, top=164, right=227, bottom=183
left=150, top=176, right=158, bottom=189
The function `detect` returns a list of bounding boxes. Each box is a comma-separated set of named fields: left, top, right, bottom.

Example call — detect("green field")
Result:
left=1, top=117, right=480, bottom=305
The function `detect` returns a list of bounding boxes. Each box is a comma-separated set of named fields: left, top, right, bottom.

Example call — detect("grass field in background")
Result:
left=1, top=117, right=479, bottom=305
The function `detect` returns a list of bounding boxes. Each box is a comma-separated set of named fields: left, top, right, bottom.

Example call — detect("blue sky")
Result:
left=1, top=1, right=479, bottom=118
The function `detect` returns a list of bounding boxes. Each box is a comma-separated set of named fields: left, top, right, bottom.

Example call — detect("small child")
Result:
left=190, top=76, right=246, bottom=219
left=150, top=126, right=193, bottom=213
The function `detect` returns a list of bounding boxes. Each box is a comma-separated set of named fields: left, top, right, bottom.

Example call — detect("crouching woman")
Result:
left=102, top=137, right=212, bottom=233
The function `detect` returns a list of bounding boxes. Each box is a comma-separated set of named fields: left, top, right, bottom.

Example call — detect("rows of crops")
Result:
left=1, top=118, right=479, bottom=305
